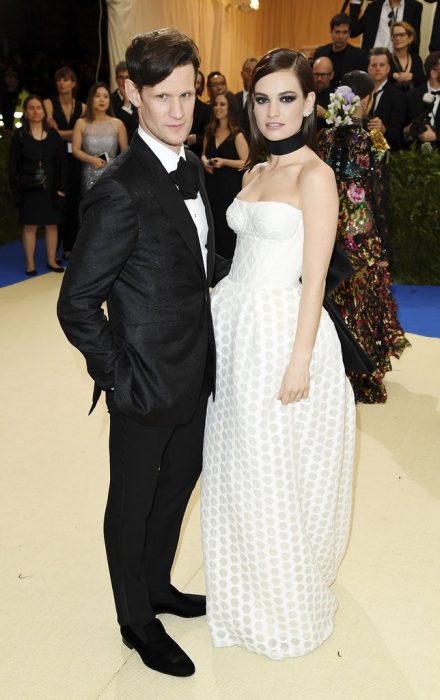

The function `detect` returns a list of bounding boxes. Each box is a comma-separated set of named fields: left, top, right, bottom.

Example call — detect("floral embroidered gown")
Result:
left=318, top=125, right=410, bottom=403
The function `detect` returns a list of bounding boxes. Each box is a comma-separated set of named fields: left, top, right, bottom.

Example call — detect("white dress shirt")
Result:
left=137, top=126, right=209, bottom=275
left=372, top=78, right=388, bottom=112
left=375, top=0, right=405, bottom=50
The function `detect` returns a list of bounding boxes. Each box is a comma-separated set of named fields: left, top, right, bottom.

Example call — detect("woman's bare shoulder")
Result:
left=242, top=161, right=265, bottom=187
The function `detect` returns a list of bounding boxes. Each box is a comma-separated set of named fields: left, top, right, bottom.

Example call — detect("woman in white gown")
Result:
left=201, top=49, right=356, bottom=660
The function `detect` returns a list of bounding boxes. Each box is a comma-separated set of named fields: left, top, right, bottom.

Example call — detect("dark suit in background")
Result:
left=189, top=97, right=211, bottom=157
left=406, top=83, right=440, bottom=144
left=57, top=133, right=229, bottom=627
left=350, top=0, right=423, bottom=52
left=110, top=89, right=138, bottom=143
left=370, top=80, right=407, bottom=148
left=234, top=90, right=251, bottom=140
left=424, top=0, right=440, bottom=50
left=314, top=43, right=368, bottom=89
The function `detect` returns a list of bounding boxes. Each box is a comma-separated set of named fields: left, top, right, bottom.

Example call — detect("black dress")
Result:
left=9, top=127, right=68, bottom=225
left=205, top=132, right=244, bottom=259
left=50, top=97, right=83, bottom=251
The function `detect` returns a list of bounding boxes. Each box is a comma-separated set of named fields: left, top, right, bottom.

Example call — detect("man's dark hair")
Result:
left=424, top=50, right=440, bottom=77
left=126, top=28, right=200, bottom=88
left=115, top=61, right=128, bottom=76
left=330, top=13, right=352, bottom=31
left=368, top=47, right=393, bottom=67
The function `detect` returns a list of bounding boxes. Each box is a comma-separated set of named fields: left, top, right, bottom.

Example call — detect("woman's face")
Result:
left=253, top=69, right=314, bottom=141
left=25, top=99, right=45, bottom=123
left=391, top=27, right=412, bottom=52
left=213, top=94, right=228, bottom=121
left=57, top=76, right=75, bottom=95
left=93, top=87, right=110, bottom=114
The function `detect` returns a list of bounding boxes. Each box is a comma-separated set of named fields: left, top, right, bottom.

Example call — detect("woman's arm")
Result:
left=210, top=131, right=249, bottom=170
left=72, top=119, right=106, bottom=169
left=278, top=162, right=339, bottom=404
left=115, top=118, right=128, bottom=151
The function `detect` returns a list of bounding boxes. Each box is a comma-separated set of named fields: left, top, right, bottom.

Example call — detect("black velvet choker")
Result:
left=265, top=130, right=305, bottom=155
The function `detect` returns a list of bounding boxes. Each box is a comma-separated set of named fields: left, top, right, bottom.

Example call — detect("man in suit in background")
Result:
left=58, top=28, right=230, bottom=678
left=110, top=60, right=138, bottom=142
left=313, top=56, right=335, bottom=130
left=314, top=13, right=368, bottom=90
left=349, top=0, right=423, bottom=53
left=234, top=57, right=257, bottom=139
left=405, top=50, right=440, bottom=146
left=367, top=46, right=406, bottom=148
left=186, top=70, right=211, bottom=157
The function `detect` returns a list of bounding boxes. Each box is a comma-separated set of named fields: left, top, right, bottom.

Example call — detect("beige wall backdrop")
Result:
left=107, top=0, right=346, bottom=93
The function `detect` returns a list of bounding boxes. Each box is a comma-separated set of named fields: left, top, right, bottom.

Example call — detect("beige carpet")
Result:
left=1, top=273, right=439, bottom=700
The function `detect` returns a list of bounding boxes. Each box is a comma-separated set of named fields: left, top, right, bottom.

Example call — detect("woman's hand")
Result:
left=395, top=71, right=413, bottom=82
left=91, top=156, right=106, bottom=169
left=277, top=359, right=310, bottom=405
left=201, top=155, right=214, bottom=174
left=210, top=157, right=224, bottom=169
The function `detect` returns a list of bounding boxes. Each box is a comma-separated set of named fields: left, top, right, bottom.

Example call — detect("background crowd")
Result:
left=1, top=0, right=438, bottom=403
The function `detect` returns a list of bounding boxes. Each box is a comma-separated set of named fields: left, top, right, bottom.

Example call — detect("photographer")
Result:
left=404, top=51, right=440, bottom=147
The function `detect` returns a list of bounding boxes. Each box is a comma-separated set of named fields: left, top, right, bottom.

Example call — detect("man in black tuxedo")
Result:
left=314, top=13, right=368, bottom=90
left=349, top=0, right=423, bottom=53
left=58, top=28, right=230, bottom=677
left=234, top=57, right=258, bottom=139
left=367, top=47, right=406, bottom=148
left=110, top=61, right=138, bottom=142
left=404, top=50, right=440, bottom=146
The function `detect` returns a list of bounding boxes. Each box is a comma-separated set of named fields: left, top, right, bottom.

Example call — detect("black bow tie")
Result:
left=431, top=90, right=440, bottom=96
left=169, top=157, right=199, bottom=199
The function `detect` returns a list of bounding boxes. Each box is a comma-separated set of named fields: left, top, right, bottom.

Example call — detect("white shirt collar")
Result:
left=375, top=79, right=388, bottom=93
left=137, top=126, right=185, bottom=173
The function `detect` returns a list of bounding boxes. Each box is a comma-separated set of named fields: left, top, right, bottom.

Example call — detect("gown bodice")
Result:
left=226, top=198, right=304, bottom=290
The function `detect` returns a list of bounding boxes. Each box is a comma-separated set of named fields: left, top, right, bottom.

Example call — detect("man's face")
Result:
left=241, top=60, right=257, bottom=91
left=207, top=74, right=227, bottom=100
left=331, top=23, right=350, bottom=51
left=312, top=61, right=334, bottom=93
left=116, top=69, right=129, bottom=94
left=368, top=55, right=391, bottom=84
left=126, top=63, right=196, bottom=153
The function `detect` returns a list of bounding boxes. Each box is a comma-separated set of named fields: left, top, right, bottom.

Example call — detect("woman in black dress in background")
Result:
left=44, top=67, right=85, bottom=258
left=202, top=91, right=249, bottom=258
left=9, top=95, right=67, bottom=275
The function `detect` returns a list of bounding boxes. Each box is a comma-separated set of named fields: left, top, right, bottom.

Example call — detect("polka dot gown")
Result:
left=202, top=199, right=356, bottom=660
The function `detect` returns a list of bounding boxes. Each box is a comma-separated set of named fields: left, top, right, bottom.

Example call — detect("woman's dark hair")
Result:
left=205, top=91, right=242, bottom=139
left=330, top=12, right=352, bottom=31
left=54, top=66, right=78, bottom=97
left=22, top=94, right=48, bottom=134
left=84, top=82, right=113, bottom=121
left=126, top=27, right=200, bottom=88
left=424, top=50, right=440, bottom=76
left=246, top=48, right=317, bottom=170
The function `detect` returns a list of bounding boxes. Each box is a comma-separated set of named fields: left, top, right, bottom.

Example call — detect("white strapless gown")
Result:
left=201, top=199, right=355, bottom=660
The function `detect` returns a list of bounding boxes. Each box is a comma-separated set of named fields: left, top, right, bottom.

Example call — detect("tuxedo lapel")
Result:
left=197, top=166, right=215, bottom=284
left=131, top=134, right=205, bottom=275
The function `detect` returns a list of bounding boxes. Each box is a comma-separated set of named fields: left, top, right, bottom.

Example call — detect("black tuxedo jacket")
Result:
left=57, top=134, right=230, bottom=426
left=110, top=90, right=138, bottom=142
left=406, top=83, right=440, bottom=140
left=371, top=81, right=407, bottom=148
left=424, top=0, right=440, bottom=51
left=350, top=0, right=423, bottom=52
left=234, top=91, right=251, bottom=139
left=189, top=97, right=211, bottom=157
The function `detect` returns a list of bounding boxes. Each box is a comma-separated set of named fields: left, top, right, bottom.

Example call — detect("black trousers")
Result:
left=104, top=386, right=209, bottom=627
